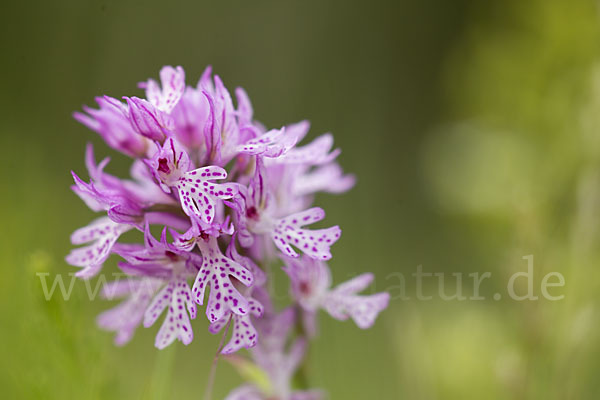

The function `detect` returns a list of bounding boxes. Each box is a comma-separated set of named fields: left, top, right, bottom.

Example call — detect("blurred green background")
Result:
left=2, top=0, right=600, bottom=398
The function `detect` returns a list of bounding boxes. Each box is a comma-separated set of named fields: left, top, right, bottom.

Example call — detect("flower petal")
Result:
left=225, top=385, right=264, bottom=400
left=97, top=278, right=162, bottom=345
left=293, top=163, right=356, bottom=196
left=141, top=65, right=185, bottom=113
left=324, top=291, right=389, bottom=329
left=176, top=167, right=237, bottom=224
left=66, top=217, right=132, bottom=278
left=273, top=208, right=341, bottom=260
left=193, top=237, right=253, bottom=323
left=143, top=278, right=196, bottom=349
left=273, top=133, right=340, bottom=165
left=125, top=97, right=172, bottom=141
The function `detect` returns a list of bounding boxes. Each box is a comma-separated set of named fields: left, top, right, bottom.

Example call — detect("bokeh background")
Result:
left=2, top=0, right=600, bottom=398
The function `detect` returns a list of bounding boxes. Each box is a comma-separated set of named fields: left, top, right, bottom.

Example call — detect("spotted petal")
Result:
left=323, top=273, right=389, bottom=329
left=293, top=163, right=356, bottom=197
left=97, top=278, right=162, bottom=345
left=176, top=166, right=238, bottom=224
left=193, top=237, right=253, bottom=323
left=272, top=133, right=339, bottom=165
left=272, top=208, right=341, bottom=260
left=237, top=127, right=300, bottom=158
left=141, top=65, right=185, bottom=113
left=66, top=217, right=132, bottom=278
left=144, top=278, right=196, bottom=349
left=210, top=298, right=264, bottom=354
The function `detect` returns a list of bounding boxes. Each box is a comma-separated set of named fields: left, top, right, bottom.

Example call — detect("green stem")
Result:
left=291, top=304, right=310, bottom=390
left=204, top=315, right=233, bottom=400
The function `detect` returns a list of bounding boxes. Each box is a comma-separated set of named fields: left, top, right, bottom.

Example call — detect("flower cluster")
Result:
left=68, top=66, right=389, bottom=398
